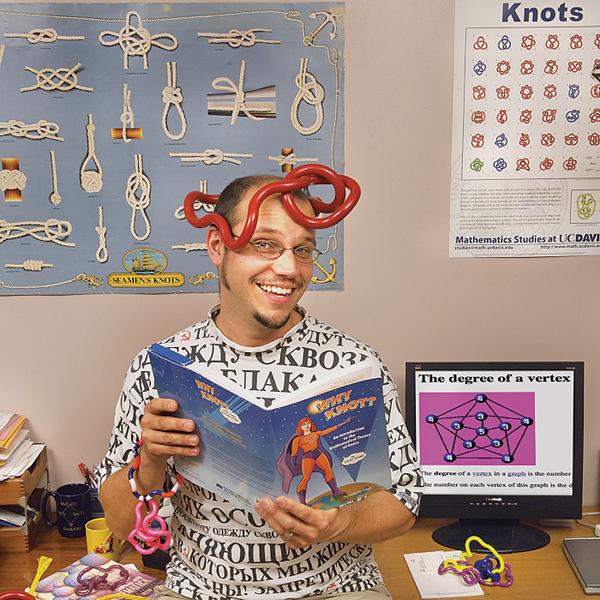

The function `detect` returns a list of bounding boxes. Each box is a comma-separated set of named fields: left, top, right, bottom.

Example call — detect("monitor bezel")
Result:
left=405, top=361, right=584, bottom=521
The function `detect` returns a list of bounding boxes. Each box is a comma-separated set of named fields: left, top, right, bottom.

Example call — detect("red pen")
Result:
left=78, top=462, right=90, bottom=485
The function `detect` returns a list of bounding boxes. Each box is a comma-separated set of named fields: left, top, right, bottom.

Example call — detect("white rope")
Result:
left=0, top=45, right=4, bottom=67
left=0, top=119, right=63, bottom=141
left=162, top=61, right=187, bottom=140
left=268, top=152, right=319, bottom=168
left=80, top=113, right=103, bottom=193
left=5, top=259, right=53, bottom=270
left=323, top=224, right=339, bottom=253
left=49, top=150, right=61, bottom=205
left=99, top=11, right=178, bottom=70
left=172, top=243, right=208, bottom=252
left=211, top=60, right=266, bottom=125
left=280, top=12, right=340, bottom=167
left=95, top=206, right=108, bottom=263
left=0, top=218, right=74, bottom=246
left=174, top=180, right=212, bottom=219
left=0, top=273, right=101, bottom=290
left=0, top=169, right=26, bottom=192
left=174, top=200, right=214, bottom=220
left=121, top=83, right=134, bottom=143
left=4, top=28, right=84, bottom=43
left=197, top=28, right=280, bottom=47
left=169, top=149, right=252, bottom=166
left=21, top=62, right=93, bottom=93
left=125, top=154, right=151, bottom=241
left=291, top=58, right=324, bottom=136
left=189, top=272, right=218, bottom=286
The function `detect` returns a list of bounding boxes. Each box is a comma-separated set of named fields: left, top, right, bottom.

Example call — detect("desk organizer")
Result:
left=0, top=447, right=49, bottom=552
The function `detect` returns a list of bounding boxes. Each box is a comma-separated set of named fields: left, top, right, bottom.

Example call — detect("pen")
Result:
left=88, top=465, right=98, bottom=486
left=78, top=462, right=95, bottom=486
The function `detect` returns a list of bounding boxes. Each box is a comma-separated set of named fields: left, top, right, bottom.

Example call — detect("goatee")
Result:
left=251, top=310, right=291, bottom=330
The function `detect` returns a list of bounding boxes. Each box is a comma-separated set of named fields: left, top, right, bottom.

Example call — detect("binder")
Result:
left=563, top=537, right=600, bottom=594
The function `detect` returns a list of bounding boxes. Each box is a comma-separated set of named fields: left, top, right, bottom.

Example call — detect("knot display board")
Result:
left=450, top=0, right=600, bottom=257
left=0, top=3, right=345, bottom=294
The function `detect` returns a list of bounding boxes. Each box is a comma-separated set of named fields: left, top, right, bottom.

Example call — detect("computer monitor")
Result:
left=405, top=361, right=584, bottom=554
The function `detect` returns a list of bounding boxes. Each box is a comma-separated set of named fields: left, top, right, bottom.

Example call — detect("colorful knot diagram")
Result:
left=463, top=28, right=600, bottom=178
left=577, top=193, right=596, bottom=220
left=424, top=393, right=535, bottom=465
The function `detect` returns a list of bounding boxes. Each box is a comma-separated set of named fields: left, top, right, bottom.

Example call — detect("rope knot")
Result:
left=81, top=171, right=102, bottom=194
left=126, top=154, right=151, bottom=240
left=0, top=169, right=27, bottom=191
left=203, top=149, right=225, bottom=164
left=162, top=85, right=183, bottom=104
left=22, top=259, right=45, bottom=271
left=27, top=28, right=59, bottom=43
left=291, top=58, right=324, bottom=135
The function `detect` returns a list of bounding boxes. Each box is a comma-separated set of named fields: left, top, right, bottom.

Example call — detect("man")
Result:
left=97, top=174, right=423, bottom=599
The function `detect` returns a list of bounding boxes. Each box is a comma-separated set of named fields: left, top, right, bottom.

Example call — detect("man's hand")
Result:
left=140, top=397, right=201, bottom=460
left=254, top=496, right=344, bottom=548
left=255, top=490, right=417, bottom=547
left=100, top=396, right=201, bottom=541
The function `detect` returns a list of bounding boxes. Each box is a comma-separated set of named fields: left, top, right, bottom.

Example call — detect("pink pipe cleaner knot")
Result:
left=128, top=497, right=171, bottom=555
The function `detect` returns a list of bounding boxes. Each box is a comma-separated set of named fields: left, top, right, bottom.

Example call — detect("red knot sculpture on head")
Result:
left=183, top=163, right=361, bottom=248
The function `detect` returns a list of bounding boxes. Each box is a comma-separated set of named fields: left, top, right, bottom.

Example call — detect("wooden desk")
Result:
left=0, top=524, right=166, bottom=592
left=373, top=511, right=600, bottom=599
left=1, top=511, right=598, bottom=597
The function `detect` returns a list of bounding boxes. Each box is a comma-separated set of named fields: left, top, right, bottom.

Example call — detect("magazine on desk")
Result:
left=28, top=552, right=163, bottom=599
left=148, top=344, right=393, bottom=511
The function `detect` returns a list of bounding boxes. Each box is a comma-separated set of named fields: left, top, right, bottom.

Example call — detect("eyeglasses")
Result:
left=248, top=239, right=322, bottom=264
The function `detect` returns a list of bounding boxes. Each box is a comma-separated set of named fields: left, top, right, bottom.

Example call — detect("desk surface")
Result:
left=0, top=526, right=166, bottom=593
left=374, top=510, right=600, bottom=599
left=1, top=510, right=599, bottom=597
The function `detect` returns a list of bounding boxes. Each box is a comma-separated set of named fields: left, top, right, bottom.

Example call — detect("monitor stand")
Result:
left=432, top=518, right=550, bottom=554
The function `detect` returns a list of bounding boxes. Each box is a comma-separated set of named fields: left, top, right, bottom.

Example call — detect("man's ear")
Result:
left=206, top=226, right=225, bottom=267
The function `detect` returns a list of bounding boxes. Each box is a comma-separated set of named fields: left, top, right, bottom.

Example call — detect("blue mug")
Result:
left=42, top=482, right=91, bottom=537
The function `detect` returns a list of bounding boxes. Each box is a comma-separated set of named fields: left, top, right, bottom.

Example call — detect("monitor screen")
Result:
left=405, top=361, right=584, bottom=553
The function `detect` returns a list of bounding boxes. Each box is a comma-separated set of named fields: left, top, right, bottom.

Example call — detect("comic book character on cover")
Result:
left=277, top=415, right=355, bottom=504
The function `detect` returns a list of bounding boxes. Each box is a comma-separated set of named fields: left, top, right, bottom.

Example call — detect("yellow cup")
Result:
left=85, top=517, right=125, bottom=561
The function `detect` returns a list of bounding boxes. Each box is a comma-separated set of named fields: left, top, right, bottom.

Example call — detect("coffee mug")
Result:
left=41, top=482, right=91, bottom=537
left=85, top=517, right=125, bottom=560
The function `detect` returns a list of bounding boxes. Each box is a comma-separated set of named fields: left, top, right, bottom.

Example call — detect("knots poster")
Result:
left=0, top=3, right=345, bottom=294
left=450, top=0, right=600, bottom=257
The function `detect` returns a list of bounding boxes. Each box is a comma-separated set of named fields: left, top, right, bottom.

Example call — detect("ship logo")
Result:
left=109, top=248, right=184, bottom=288
left=123, top=248, right=166, bottom=275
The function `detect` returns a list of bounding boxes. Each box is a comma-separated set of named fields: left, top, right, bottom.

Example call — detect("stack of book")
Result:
left=0, top=413, right=45, bottom=482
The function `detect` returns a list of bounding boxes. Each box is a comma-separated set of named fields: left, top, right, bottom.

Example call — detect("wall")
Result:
left=2, top=0, right=599, bottom=506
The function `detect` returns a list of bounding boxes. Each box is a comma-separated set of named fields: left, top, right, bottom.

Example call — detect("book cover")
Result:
left=149, top=344, right=393, bottom=511
left=29, top=552, right=164, bottom=599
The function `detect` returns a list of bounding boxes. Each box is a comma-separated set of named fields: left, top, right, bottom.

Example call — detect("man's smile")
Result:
left=257, top=283, right=294, bottom=297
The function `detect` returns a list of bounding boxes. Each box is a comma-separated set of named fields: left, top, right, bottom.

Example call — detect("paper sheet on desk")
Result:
left=405, top=551, right=484, bottom=598
left=0, top=442, right=44, bottom=481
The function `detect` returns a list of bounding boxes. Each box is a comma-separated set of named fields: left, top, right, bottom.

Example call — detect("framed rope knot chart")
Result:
left=0, top=2, right=345, bottom=295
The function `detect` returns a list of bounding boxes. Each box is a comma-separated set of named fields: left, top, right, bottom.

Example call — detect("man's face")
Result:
left=215, top=190, right=316, bottom=344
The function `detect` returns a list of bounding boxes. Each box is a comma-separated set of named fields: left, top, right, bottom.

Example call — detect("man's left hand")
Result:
left=255, top=496, right=343, bottom=548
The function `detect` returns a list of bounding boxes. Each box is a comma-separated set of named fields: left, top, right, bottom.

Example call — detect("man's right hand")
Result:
left=140, top=397, right=201, bottom=459
left=100, top=398, right=200, bottom=540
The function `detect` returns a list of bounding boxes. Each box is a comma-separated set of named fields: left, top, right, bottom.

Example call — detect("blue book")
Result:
left=149, top=344, right=392, bottom=512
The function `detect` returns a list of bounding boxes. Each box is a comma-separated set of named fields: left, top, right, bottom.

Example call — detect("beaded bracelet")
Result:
left=127, top=438, right=183, bottom=555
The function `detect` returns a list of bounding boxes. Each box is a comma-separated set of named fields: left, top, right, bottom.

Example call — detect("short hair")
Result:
left=214, top=175, right=311, bottom=228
